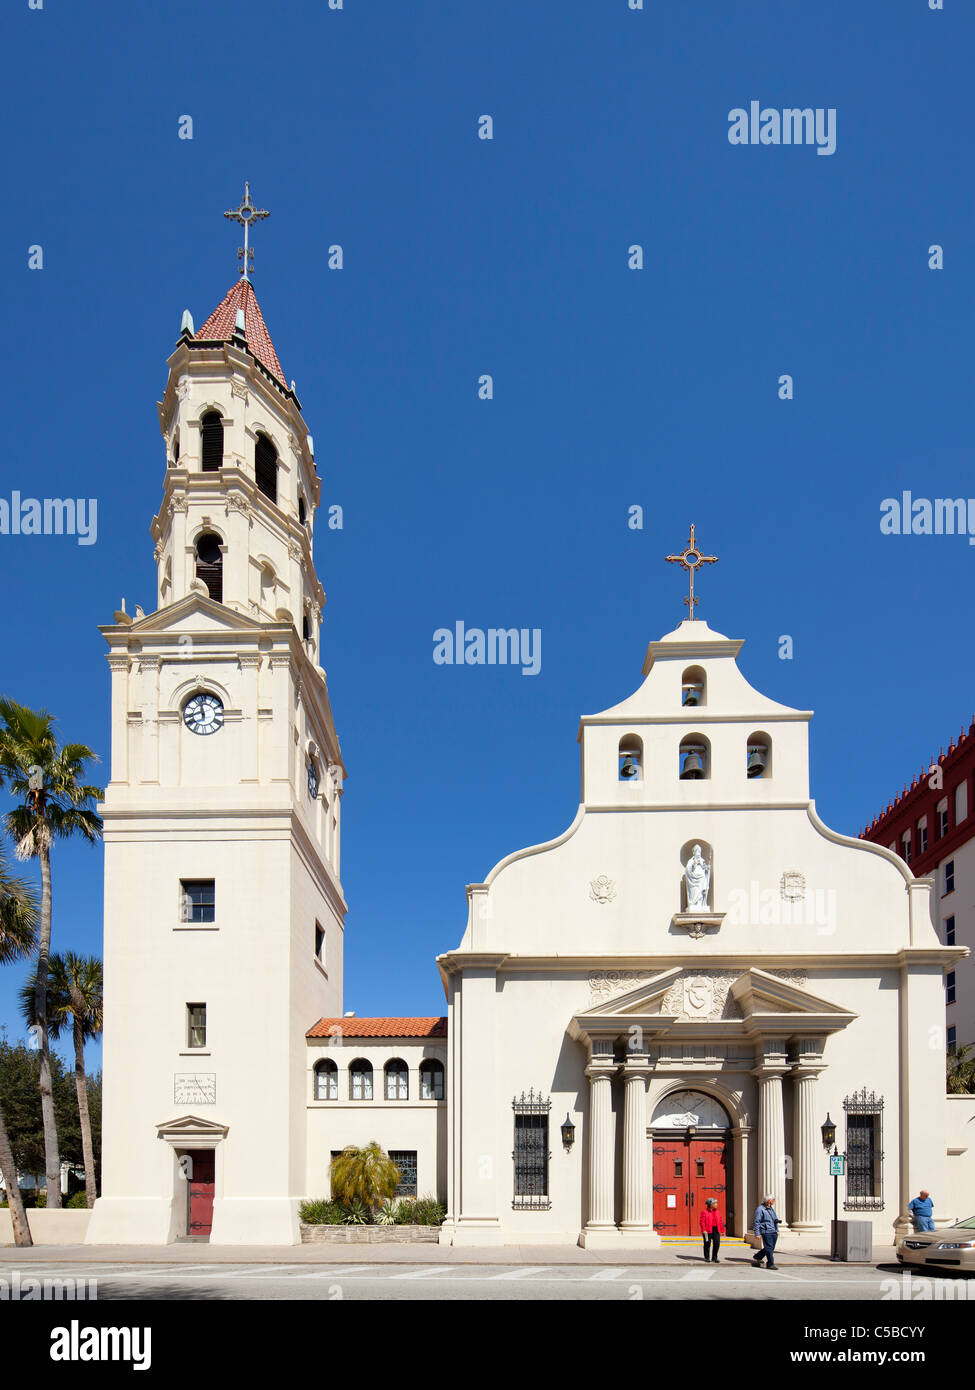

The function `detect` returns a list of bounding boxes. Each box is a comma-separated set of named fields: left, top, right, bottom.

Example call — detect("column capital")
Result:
left=585, top=1057, right=618, bottom=1081
left=750, top=1063, right=788, bottom=1081
left=791, top=1061, right=826, bottom=1080
left=619, top=1054, right=652, bottom=1078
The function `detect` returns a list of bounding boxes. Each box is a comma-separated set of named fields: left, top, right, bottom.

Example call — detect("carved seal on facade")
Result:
left=661, top=972, right=741, bottom=1020
left=231, top=381, right=249, bottom=402
left=288, top=538, right=304, bottom=562
left=171, top=496, right=188, bottom=513
left=779, top=871, right=806, bottom=903
left=227, top=493, right=251, bottom=516
left=588, top=875, right=617, bottom=905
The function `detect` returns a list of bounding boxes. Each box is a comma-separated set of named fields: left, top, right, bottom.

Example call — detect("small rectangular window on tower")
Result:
left=945, top=915, right=955, bottom=946
left=944, top=860, right=955, bottom=895
left=180, top=879, right=215, bottom=923
left=315, top=921, right=325, bottom=966
left=187, top=1003, right=207, bottom=1049
left=946, top=971, right=956, bottom=1006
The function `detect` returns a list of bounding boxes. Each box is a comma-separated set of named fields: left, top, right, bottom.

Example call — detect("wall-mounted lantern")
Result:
left=560, top=1114, right=576, bottom=1150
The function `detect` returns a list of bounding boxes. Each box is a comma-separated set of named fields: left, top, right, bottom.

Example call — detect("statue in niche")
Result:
left=684, top=843, right=711, bottom=911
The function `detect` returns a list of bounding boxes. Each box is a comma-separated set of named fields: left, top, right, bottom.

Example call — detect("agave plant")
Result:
left=342, top=1198, right=371, bottom=1225
left=377, top=1200, right=398, bottom=1226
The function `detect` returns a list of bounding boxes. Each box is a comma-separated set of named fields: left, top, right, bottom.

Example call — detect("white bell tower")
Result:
left=88, top=190, right=346, bottom=1245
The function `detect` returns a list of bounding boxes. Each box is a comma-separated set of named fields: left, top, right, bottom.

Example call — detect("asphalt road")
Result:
left=2, top=1258, right=961, bottom=1301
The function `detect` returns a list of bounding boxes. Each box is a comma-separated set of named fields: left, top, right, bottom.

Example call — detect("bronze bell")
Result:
left=620, top=756, right=638, bottom=779
left=747, top=749, right=766, bottom=778
left=680, top=751, right=704, bottom=779
left=683, top=687, right=699, bottom=707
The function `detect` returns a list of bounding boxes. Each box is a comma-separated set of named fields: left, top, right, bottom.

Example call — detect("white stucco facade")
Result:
left=87, top=276, right=975, bottom=1248
left=436, top=619, right=975, bottom=1248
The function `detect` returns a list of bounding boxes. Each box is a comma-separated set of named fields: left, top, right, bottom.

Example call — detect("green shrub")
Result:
left=413, top=1195, right=446, bottom=1226
left=299, top=1198, right=347, bottom=1226
left=66, top=1192, right=89, bottom=1209
left=329, top=1143, right=400, bottom=1213
left=393, top=1198, right=417, bottom=1225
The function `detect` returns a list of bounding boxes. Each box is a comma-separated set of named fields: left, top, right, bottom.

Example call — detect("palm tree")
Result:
left=20, top=953, right=103, bottom=1207
left=329, top=1142, right=401, bottom=1215
left=0, top=846, right=39, bottom=1245
left=947, top=1042, right=975, bottom=1095
left=0, top=699, right=102, bottom=1210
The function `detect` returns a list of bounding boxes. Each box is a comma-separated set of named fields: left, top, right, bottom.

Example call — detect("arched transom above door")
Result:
left=651, top=1089, right=731, bottom=1129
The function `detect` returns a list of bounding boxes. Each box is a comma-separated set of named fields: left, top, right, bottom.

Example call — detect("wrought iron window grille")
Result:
left=843, top=1089, right=884, bottom=1212
left=512, top=1090, right=552, bottom=1210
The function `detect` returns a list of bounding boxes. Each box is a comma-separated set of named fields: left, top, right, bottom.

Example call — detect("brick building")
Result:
left=860, top=720, right=975, bottom=1052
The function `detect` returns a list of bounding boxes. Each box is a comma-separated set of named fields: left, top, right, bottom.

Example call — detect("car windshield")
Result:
left=951, top=1216, right=975, bottom=1230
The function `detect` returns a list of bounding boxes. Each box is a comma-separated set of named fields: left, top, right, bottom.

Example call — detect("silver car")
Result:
left=897, top=1215, right=975, bottom=1270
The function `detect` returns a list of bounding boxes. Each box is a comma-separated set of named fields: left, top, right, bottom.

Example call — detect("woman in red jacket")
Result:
left=699, top=1197, right=724, bottom=1263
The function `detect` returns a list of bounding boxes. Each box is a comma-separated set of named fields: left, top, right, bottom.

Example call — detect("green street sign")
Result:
left=829, top=1155, right=846, bottom=1177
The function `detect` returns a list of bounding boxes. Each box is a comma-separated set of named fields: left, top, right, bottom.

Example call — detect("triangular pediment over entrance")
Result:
left=568, top=966, right=856, bottom=1046
left=156, top=1114, right=229, bottom=1144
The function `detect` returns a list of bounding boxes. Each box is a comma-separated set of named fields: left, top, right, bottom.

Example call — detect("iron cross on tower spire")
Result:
left=223, top=181, right=270, bottom=281
left=665, top=524, right=718, bottom=616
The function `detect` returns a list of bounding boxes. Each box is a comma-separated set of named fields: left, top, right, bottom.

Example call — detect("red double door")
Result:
left=185, top=1150, right=215, bottom=1238
left=652, top=1135, right=730, bottom=1236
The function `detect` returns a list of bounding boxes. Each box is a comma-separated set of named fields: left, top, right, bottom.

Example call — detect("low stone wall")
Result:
left=300, top=1223, right=440, bottom=1244
left=0, top=1209, right=91, bottom=1245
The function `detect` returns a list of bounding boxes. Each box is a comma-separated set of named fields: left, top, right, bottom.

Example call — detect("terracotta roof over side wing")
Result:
left=306, top=1017, right=448, bottom=1039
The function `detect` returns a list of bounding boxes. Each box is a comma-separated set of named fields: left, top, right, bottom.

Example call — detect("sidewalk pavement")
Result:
left=0, top=1240, right=894, bottom=1267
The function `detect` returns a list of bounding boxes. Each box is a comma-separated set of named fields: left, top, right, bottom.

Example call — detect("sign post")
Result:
left=828, top=1149, right=846, bottom=1260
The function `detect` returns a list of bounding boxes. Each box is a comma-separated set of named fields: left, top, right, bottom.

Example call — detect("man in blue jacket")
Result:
left=752, top=1194, right=780, bottom=1269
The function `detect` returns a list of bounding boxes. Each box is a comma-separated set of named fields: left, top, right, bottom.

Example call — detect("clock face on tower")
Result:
left=183, top=693, right=224, bottom=736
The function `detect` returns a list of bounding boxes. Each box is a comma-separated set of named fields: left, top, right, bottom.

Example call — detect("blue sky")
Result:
left=1, top=0, right=972, bottom=1069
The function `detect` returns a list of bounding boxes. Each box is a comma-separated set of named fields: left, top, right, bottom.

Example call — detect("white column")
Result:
left=620, top=1055, right=652, bottom=1235
left=580, top=1045, right=618, bottom=1245
left=791, top=1042, right=826, bottom=1232
left=752, top=1045, right=789, bottom=1228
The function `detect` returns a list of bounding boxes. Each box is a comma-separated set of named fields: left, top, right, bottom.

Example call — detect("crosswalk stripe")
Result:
left=390, top=1265, right=452, bottom=1279
left=489, top=1265, right=549, bottom=1280
left=589, top=1267, right=627, bottom=1280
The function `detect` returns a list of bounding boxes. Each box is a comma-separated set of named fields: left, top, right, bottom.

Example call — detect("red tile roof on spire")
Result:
left=194, top=278, right=286, bottom=387
left=306, top=1017, right=448, bottom=1039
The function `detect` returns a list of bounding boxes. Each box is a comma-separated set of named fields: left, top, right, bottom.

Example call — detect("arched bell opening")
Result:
left=679, top=733, right=710, bottom=780
left=746, top=731, right=772, bottom=779
left=618, top=733, right=643, bottom=782
left=194, top=532, right=224, bottom=603
left=681, top=664, right=706, bottom=708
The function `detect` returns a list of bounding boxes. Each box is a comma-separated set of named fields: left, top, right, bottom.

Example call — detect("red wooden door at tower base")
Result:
left=185, top=1150, right=215, bottom=1238
left=652, top=1137, right=729, bottom=1236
